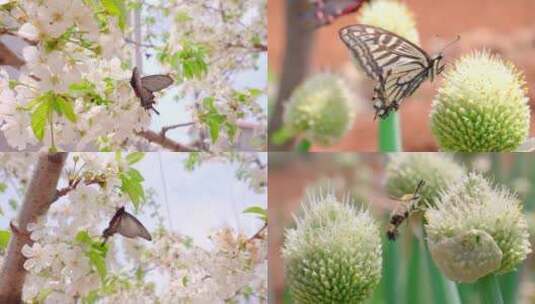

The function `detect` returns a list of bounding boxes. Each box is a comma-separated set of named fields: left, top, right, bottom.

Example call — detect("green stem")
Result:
left=406, top=236, right=425, bottom=304
left=384, top=236, right=400, bottom=304
left=378, top=112, right=402, bottom=152
left=476, top=274, right=504, bottom=304
left=424, top=241, right=461, bottom=304
left=48, top=110, right=56, bottom=152
left=499, top=268, right=521, bottom=304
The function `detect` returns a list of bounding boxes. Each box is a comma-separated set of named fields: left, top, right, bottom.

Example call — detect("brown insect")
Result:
left=130, top=67, right=174, bottom=115
left=386, top=180, right=425, bottom=241
left=102, top=206, right=152, bottom=244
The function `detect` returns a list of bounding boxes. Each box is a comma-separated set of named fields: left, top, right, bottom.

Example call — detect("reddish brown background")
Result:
left=268, top=0, right=535, bottom=151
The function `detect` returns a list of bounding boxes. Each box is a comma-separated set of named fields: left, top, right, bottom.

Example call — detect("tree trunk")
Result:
left=0, top=153, right=67, bottom=303
left=268, top=0, right=315, bottom=150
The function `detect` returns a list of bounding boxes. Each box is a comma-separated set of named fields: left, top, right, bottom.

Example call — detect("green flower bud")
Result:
left=431, top=51, right=530, bottom=151
left=358, top=0, right=419, bottom=44
left=425, top=173, right=531, bottom=283
left=385, top=153, right=465, bottom=206
left=283, top=188, right=382, bottom=303
left=284, top=73, right=355, bottom=146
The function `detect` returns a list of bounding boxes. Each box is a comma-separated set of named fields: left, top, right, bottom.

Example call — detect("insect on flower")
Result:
left=339, top=24, right=459, bottom=119
left=130, top=67, right=174, bottom=115
left=386, top=180, right=426, bottom=241
left=101, top=206, right=152, bottom=244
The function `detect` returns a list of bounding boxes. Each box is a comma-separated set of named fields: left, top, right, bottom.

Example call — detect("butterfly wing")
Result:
left=130, top=67, right=161, bottom=114
left=339, top=24, right=433, bottom=117
left=116, top=211, right=152, bottom=241
left=140, top=75, right=174, bottom=92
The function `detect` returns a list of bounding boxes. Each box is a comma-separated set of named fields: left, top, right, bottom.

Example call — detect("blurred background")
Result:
left=268, top=0, right=535, bottom=151
left=269, top=153, right=535, bottom=303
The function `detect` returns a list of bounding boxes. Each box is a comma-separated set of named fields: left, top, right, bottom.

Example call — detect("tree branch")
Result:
left=0, top=41, right=24, bottom=68
left=137, top=130, right=198, bottom=152
left=0, top=152, right=68, bottom=304
left=161, top=122, right=195, bottom=137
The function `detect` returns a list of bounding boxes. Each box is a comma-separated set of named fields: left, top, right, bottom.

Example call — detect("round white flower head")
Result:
left=358, top=0, right=420, bottom=45
left=284, top=73, right=356, bottom=146
left=425, top=173, right=531, bottom=282
left=385, top=153, right=465, bottom=206
left=431, top=51, right=530, bottom=151
left=283, top=187, right=382, bottom=303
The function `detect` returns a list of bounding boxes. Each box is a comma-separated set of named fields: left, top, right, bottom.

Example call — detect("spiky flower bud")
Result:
left=385, top=153, right=465, bottom=206
left=284, top=73, right=355, bottom=146
left=425, top=173, right=531, bottom=283
left=431, top=51, right=530, bottom=151
left=283, top=188, right=382, bottom=303
left=358, top=0, right=419, bottom=44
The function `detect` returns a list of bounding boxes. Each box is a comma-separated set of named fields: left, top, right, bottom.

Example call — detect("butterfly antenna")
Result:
left=439, top=35, right=461, bottom=54
left=151, top=107, right=160, bottom=115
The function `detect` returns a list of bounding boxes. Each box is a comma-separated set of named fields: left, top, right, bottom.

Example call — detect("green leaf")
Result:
left=127, top=168, right=144, bottom=182
left=184, top=152, right=201, bottom=171
left=0, top=230, right=11, bottom=249
left=75, top=230, right=108, bottom=283
left=0, top=182, right=7, bottom=193
left=271, top=127, right=294, bottom=145
left=88, top=249, right=107, bottom=281
left=126, top=152, right=144, bottom=165
left=82, top=290, right=99, bottom=304
left=75, top=230, right=93, bottom=246
left=120, top=169, right=145, bottom=209
left=69, top=80, right=96, bottom=94
left=243, top=206, right=267, bottom=221
left=56, top=95, right=77, bottom=122
left=296, top=139, right=311, bottom=153
left=31, top=99, right=51, bottom=140
left=101, top=0, right=127, bottom=30
left=199, top=97, right=226, bottom=143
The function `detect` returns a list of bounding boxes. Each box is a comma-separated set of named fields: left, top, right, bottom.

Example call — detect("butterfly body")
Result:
left=386, top=180, right=426, bottom=241
left=102, top=206, right=152, bottom=243
left=339, top=24, right=447, bottom=119
left=130, top=67, right=174, bottom=115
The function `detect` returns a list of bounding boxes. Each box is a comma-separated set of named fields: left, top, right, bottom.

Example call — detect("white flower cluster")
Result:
left=155, top=0, right=267, bottom=148
left=0, top=153, right=267, bottom=302
left=0, top=1, right=151, bottom=151
left=140, top=228, right=267, bottom=303
left=19, top=154, right=134, bottom=302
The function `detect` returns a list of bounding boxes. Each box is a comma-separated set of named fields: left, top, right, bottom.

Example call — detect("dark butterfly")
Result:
left=339, top=24, right=459, bottom=119
left=130, top=67, right=174, bottom=115
left=102, top=206, right=152, bottom=244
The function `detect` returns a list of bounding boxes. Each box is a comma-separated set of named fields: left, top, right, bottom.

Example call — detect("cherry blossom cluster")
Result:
left=0, top=1, right=151, bottom=151
left=0, top=152, right=267, bottom=302
left=146, top=0, right=268, bottom=150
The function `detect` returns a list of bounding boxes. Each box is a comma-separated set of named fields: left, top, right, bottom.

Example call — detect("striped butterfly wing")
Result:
left=339, top=24, right=433, bottom=118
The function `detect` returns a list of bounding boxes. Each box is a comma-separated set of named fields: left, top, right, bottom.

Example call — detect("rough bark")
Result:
left=267, top=0, right=315, bottom=150
left=0, top=153, right=68, bottom=304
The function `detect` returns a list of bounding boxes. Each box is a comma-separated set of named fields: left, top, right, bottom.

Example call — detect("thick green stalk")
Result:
left=476, top=274, right=504, bottom=304
left=423, top=241, right=461, bottom=304
left=499, top=269, right=520, bottom=304
left=378, top=112, right=402, bottom=152
left=384, top=238, right=400, bottom=304
left=406, top=236, right=425, bottom=304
